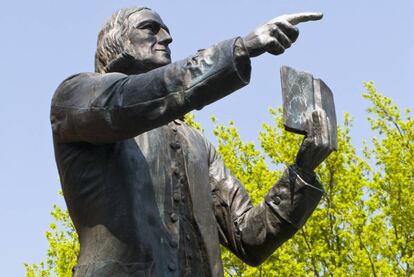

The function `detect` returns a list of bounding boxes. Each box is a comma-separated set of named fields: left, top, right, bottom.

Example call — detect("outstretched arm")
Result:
left=51, top=38, right=250, bottom=144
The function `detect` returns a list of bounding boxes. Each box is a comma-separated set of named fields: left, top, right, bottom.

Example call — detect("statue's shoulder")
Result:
left=57, top=72, right=127, bottom=89
left=53, top=72, right=127, bottom=103
left=54, top=72, right=96, bottom=94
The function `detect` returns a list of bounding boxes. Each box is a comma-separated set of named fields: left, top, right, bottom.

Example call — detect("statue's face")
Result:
left=127, top=9, right=172, bottom=70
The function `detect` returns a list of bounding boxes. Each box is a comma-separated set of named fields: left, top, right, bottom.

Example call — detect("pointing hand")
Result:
left=243, top=12, right=323, bottom=57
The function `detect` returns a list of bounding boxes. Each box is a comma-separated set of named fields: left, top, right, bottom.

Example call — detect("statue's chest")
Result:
left=133, top=122, right=210, bottom=227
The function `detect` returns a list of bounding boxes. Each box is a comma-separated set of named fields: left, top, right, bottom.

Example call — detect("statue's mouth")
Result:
left=155, top=48, right=171, bottom=54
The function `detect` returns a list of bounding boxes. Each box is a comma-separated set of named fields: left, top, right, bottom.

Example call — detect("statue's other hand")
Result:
left=295, top=109, right=333, bottom=173
left=242, top=12, right=323, bottom=57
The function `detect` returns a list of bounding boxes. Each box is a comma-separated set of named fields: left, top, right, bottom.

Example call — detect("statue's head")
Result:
left=95, top=7, right=173, bottom=74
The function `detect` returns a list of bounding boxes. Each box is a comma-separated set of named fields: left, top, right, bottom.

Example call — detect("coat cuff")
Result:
left=265, top=165, right=324, bottom=229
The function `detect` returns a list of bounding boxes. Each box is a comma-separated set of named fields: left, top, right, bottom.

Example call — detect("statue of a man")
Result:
left=51, top=7, right=332, bottom=276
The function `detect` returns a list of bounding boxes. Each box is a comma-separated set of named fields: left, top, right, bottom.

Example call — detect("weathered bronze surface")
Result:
left=51, top=7, right=332, bottom=276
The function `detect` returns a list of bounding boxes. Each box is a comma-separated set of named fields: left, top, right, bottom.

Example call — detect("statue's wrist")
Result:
left=234, top=37, right=249, bottom=57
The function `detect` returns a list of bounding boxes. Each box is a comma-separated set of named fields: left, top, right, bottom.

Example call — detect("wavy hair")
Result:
left=94, top=7, right=150, bottom=73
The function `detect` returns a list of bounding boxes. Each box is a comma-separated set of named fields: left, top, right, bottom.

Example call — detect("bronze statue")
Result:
left=51, top=7, right=332, bottom=276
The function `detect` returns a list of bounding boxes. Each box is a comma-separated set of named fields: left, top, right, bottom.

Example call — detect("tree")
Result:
left=25, top=192, right=78, bottom=277
left=362, top=82, right=413, bottom=275
left=25, top=84, right=413, bottom=276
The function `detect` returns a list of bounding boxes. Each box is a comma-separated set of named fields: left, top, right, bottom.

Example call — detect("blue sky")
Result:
left=0, top=1, right=412, bottom=275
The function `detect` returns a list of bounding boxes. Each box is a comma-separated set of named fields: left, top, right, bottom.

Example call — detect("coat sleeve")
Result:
left=208, top=142, right=324, bottom=267
left=51, top=38, right=250, bottom=144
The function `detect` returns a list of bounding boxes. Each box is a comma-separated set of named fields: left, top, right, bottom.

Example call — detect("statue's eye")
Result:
left=141, top=22, right=161, bottom=34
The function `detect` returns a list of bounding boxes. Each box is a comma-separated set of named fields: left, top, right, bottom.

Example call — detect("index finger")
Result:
left=274, top=12, right=323, bottom=25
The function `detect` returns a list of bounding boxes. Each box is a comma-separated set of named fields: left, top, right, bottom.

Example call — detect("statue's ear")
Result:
left=105, top=53, right=136, bottom=73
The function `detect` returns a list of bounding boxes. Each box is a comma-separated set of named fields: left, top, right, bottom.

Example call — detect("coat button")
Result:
left=173, top=192, right=181, bottom=202
left=170, top=240, right=178, bottom=248
left=170, top=142, right=181, bottom=150
left=170, top=213, right=179, bottom=222
left=273, top=196, right=281, bottom=205
left=168, top=263, right=176, bottom=271
left=172, top=168, right=180, bottom=177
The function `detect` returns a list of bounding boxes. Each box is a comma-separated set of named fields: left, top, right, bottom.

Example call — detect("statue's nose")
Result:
left=158, top=28, right=172, bottom=45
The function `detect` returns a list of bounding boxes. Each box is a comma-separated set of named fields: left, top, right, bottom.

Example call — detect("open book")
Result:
left=280, top=65, right=338, bottom=151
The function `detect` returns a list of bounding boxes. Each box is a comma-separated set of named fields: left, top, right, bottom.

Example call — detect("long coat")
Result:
left=51, top=38, right=324, bottom=276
